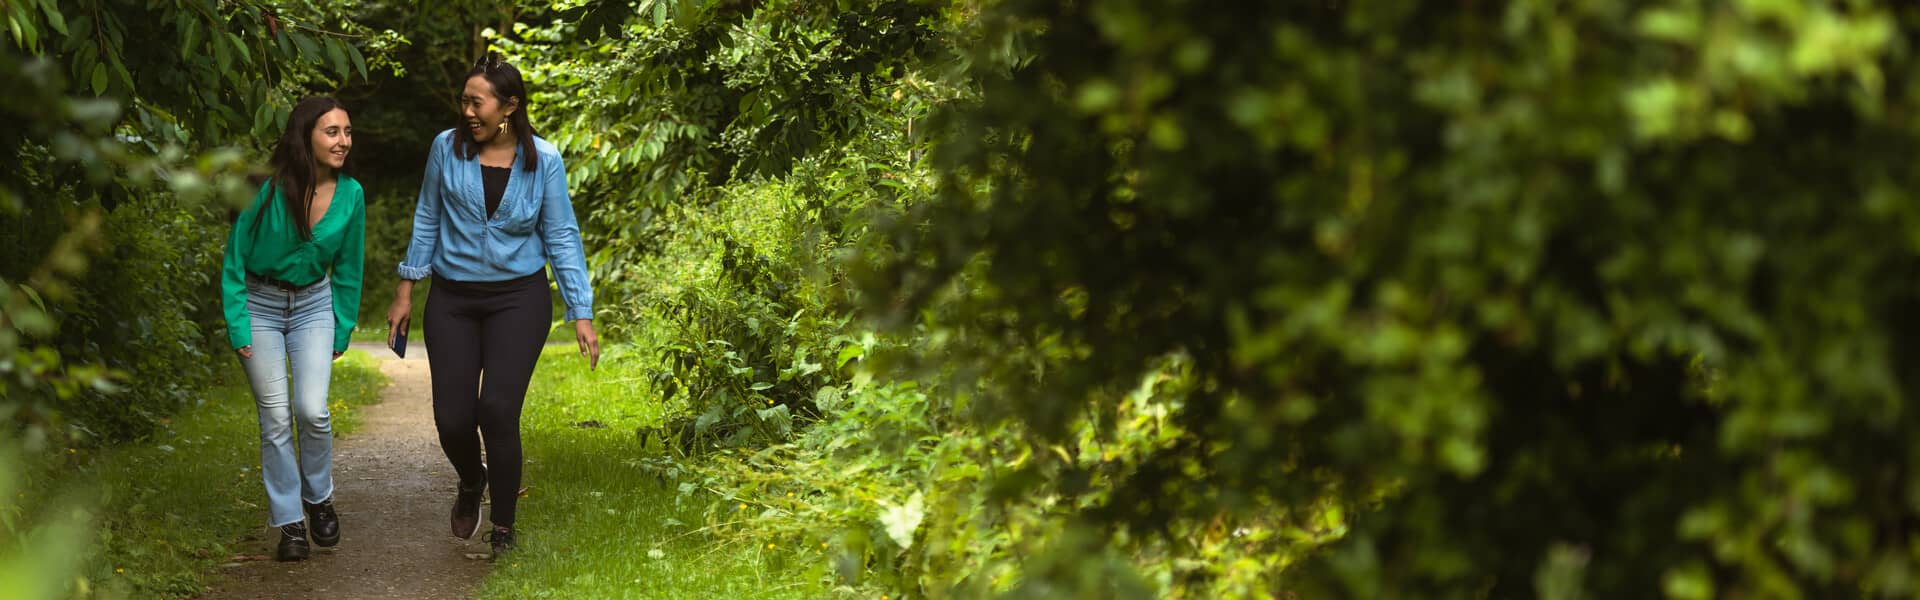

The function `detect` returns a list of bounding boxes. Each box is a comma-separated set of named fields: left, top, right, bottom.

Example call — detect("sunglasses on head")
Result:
left=474, top=52, right=504, bottom=71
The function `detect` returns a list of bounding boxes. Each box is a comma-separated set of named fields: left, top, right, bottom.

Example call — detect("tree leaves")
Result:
left=346, top=43, right=367, bottom=79
left=325, top=37, right=350, bottom=77
left=867, top=0, right=1920, bottom=596
left=292, top=30, right=321, bottom=65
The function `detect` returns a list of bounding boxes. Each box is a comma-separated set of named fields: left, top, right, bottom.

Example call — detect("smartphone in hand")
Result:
left=390, top=318, right=409, bottom=358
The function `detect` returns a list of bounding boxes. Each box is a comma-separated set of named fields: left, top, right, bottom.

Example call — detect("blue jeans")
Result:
left=237, top=277, right=336, bottom=527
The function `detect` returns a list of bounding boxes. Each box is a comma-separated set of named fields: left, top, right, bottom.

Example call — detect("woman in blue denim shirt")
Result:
left=383, top=55, right=599, bottom=559
left=221, top=96, right=365, bottom=562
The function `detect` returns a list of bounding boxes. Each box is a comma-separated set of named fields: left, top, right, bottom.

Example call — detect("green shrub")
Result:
left=867, top=1, right=1920, bottom=596
left=56, top=200, right=228, bottom=442
left=619, top=179, right=859, bottom=452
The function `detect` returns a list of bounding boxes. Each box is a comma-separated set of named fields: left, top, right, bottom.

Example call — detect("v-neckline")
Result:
left=302, top=176, right=345, bottom=234
left=475, top=149, right=518, bottom=222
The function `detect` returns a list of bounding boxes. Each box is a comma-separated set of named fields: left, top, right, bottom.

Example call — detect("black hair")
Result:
left=259, top=96, right=352, bottom=240
left=454, top=54, right=539, bottom=173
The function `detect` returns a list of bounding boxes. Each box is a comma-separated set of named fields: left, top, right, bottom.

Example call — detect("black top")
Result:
left=482, top=165, right=510, bottom=218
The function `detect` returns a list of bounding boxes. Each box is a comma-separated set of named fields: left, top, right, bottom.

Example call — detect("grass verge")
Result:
left=477, top=344, right=833, bottom=599
left=13, top=349, right=385, bottom=598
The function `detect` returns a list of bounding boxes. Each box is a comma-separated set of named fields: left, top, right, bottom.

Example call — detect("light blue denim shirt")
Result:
left=398, top=129, right=594, bottom=321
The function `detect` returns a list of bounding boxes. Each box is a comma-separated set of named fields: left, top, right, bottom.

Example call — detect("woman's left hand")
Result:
left=575, top=319, right=600, bottom=370
left=333, top=351, right=344, bottom=361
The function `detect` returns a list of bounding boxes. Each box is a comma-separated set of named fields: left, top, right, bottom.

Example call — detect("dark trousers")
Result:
left=423, top=271, right=551, bottom=528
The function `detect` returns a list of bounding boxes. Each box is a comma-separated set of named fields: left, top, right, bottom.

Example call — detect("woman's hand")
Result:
left=236, top=346, right=253, bottom=360
left=334, top=351, right=345, bottom=361
left=575, top=319, right=600, bottom=370
left=386, top=280, right=414, bottom=347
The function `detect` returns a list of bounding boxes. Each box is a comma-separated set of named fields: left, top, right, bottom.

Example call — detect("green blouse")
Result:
left=221, top=177, right=366, bottom=352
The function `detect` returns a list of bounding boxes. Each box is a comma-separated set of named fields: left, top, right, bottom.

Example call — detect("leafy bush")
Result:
left=3, top=0, right=377, bottom=444
left=50, top=199, right=229, bottom=442
left=866, top=1, right=1920, bottom=596
left=620, top=179, right=857, bottom=451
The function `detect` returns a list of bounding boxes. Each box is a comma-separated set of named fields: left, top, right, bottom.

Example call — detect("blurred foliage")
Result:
left=862, top=0, right=1920, bottom=596
left=2, top=2, right=375, bottom=596
left=0, top=446, right=92, bottom=600
left=2, top=0, right=377, bottom=444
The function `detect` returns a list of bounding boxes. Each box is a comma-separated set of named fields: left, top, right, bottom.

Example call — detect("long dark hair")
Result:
left=259, top=96, right=352, bottom=240
left=454, top=54, right=540, bottom=173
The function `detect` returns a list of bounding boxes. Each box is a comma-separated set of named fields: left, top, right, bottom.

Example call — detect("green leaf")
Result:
left=230, top=33, right=253, bottom=66
left=294, top=33, right=321, bottom=64
left=180, top=16, right=200, bottom=60
left=674, top=0, right=697, bottom=27
left=110, top=56, right=133, bottom=93
left=19, top=284, right=45, bottom=313
left=12, top=14, right=38, bottom=50
left=253, top=102, right=272, bottom=138
left=325, top=38, right=350, bottom=78
left=71, top=44, right=97, bottom=87
left=836, top=344, right=864, bottom=369
left=214, top=32, right=232, bottom=74
left=877, top=491, right=924, bottom=550
left=347, top=44, right=368, bottom=79
left=39, top=0, right=65, bottom=36
left=89, top=63, right=107, bottom=95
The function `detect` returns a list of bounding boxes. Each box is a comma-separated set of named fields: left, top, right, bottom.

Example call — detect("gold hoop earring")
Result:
left=497, top=121, right=509, bottom=133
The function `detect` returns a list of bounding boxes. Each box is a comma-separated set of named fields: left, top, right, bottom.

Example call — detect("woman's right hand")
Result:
left=236, top=346, right=253, bottom=359
left=386, top=297, right=411, bottom=347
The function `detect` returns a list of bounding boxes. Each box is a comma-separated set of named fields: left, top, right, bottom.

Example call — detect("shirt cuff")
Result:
left=397, top=262, right=433, bottom=280
left=564, top=306, right=593, bottom=322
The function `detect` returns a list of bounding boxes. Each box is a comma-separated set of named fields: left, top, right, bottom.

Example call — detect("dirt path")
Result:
left=199, top=343, right=490, bottom=600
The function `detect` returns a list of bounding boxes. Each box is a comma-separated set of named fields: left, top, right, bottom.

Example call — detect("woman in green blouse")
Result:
left=219, top=96, right=365, bottom=562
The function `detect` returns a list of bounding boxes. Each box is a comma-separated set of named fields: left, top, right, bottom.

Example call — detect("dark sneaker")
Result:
left=451, top=477, right=486, bottom=539
left=305, top=498, right=340, bottom=547
left=484, top=525, right=516, bottom=560
left=275, top=523, right=311, bottom=561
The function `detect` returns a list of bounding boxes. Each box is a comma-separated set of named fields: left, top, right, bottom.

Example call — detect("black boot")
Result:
left=305, top=498, right=340, bottom=547
left=451, top=473, right=486, bottom=539
left=484, top=525, right=516, bottom=560
left=275, top=523, right=311, bottom=561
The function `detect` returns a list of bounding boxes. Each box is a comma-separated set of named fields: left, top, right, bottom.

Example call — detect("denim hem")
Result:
left=302, top=486, right=336, bottom=506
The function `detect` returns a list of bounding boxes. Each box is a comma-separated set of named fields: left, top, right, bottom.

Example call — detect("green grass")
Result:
left=477, top=344, right=833, bottom=600
left=15, top=350, right=386, bottom=598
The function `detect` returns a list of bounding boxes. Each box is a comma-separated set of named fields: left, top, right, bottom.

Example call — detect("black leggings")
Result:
left=424, top=271, right=551, bottom=528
